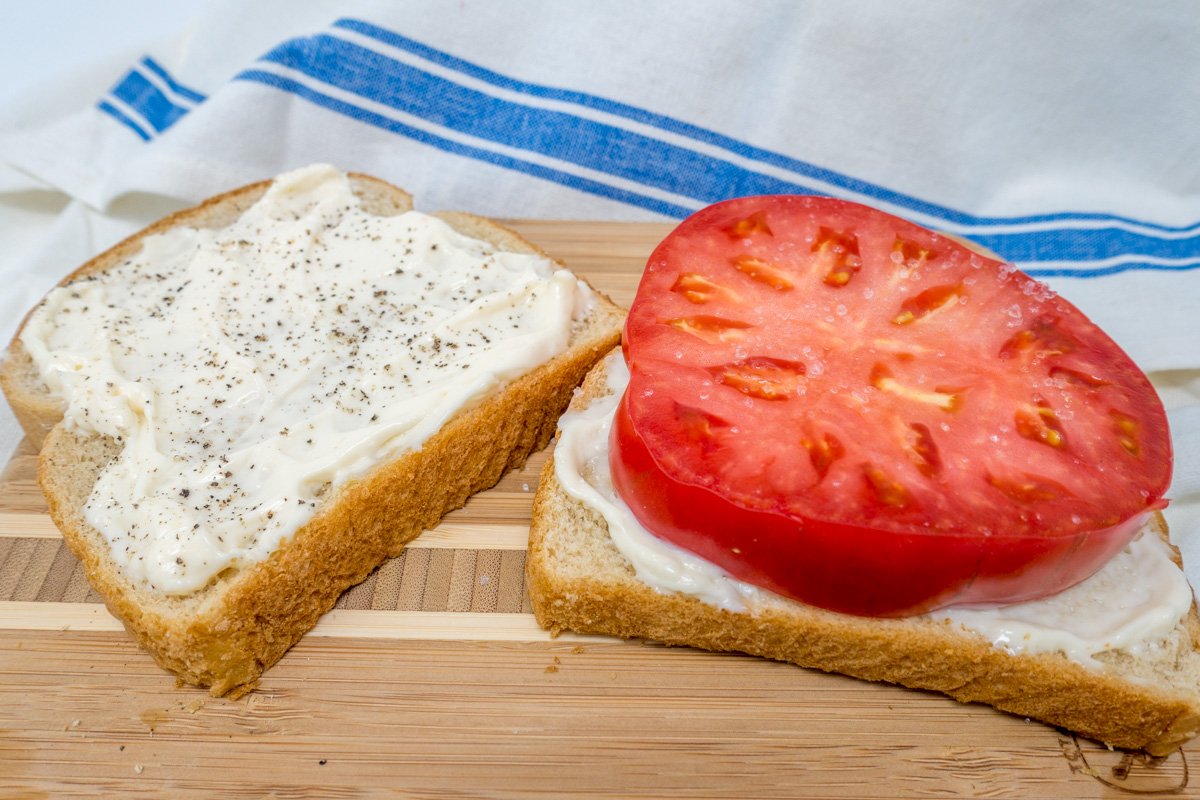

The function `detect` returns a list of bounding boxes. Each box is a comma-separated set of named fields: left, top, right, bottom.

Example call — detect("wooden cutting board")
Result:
left=0, top=221, right=1191, bottom=799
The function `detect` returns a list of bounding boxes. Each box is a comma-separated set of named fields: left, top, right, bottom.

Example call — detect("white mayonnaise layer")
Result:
left=23, top=164, right=594, bottom=595
left=554, top=351, right=1194, bottom=666
left=553, top=353, right=768, bottom=612
left=936, top=532, right=1193, bottom=666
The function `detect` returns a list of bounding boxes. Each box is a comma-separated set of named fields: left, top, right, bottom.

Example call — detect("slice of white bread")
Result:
left=527, top=350, right=1200, bottom=755
left=0, top=172, right=624, bottom=697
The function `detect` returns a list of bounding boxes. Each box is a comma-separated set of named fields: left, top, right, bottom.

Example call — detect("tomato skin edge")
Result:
left=609, top=386, right=1161, bottom=618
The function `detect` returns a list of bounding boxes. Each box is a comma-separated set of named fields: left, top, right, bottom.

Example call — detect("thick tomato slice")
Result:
left=611, top=196, right=1171, bottom=617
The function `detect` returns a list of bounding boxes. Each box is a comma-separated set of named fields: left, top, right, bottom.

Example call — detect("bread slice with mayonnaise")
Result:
left=1, top=165, right=624, bottom=697
left=527, top=350, right=1200, bottom=755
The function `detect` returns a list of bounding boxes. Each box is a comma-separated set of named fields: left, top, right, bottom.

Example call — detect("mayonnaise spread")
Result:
left=555, top=351, right=1194, bottom=667
left=22, top=164, right=594, bottom=595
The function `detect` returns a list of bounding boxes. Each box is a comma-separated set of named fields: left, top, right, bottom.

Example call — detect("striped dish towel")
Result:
left=0, top=0, right=1198, bottom=572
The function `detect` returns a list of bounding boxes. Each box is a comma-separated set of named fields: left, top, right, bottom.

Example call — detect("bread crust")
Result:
left=3, top=173, right=625, bottom=696
left=527, top=351, right=1200, bottom=755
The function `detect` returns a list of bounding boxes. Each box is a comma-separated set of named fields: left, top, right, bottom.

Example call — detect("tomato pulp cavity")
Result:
left=611, top=196, right=1171, bottom=617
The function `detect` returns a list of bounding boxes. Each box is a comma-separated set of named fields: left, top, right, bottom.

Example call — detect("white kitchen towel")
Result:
left=1, top=1, right=1198, bottom=569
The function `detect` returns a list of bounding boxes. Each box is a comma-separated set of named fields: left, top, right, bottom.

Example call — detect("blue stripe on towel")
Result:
left=236, top=68, right=695, bottom=218
left=110, top=70, right=189, bottom=133
left=97, top=100, right=151, bottom=141
left=236, top=21, right=1200, bottom=278
left=99, top=58, right=205, bottom=142
left=333, top=18, right=1200, bottom=237
left=1026, top=260, right=1200, bottom=278
left=256, top=34, right=808, bottom=205
left=969, top=228, right=1200, bottom=265
left=140, top=56, right=207, bottom=104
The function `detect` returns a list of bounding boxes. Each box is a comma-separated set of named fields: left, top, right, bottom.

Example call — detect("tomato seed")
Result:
left=999, top=318, right=1075, bottom=360
left=725, top=211, right=772, bottom=239
left=732, top=255, right=794, bottom=291
left=1015, top=402, right=1067, bottom=449
left=813, top=227, right=862, bottom=287
left=1049, top=366, right=1111, bottom=389
left=863, top=465, right=913, bottom=508
left=666, top=315, right=752, bottom=344
left=986, top=472, right=1066, bottom=504
left=1111, top=411, right=1140, bottom=456
left=713, top=357, right=806, bottom=400
left=802, top=432, right=845, bottom=480
left=892, top=237, right=939, bottom=268
left=670, top=273, right=736, bottom=304
left=672, top=401, right=732, bottom=445
left=870, top=362, right=963, bottom=411
left=905, top=422, right=943, bottom=477
left=891, top=283, right=964, bottom=326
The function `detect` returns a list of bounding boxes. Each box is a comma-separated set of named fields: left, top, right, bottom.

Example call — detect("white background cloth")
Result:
left=1, top=1, right=1198, bottom=580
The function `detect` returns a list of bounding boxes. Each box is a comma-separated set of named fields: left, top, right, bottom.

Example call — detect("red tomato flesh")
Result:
left=611, top=196, right=1171, bottom=617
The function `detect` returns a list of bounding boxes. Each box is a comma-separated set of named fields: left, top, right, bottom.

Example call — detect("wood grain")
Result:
left=0, top=221, right=1192, bottom=799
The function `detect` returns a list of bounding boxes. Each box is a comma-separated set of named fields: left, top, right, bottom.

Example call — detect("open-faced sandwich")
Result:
left=527, top=195, right=1200, bottom=755
left=0, top=164, right=624, bottom=696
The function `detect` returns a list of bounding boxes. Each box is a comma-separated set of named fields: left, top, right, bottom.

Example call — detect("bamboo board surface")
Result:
left=0, top=220, right=1192, bottom=799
